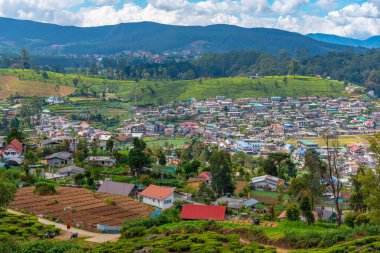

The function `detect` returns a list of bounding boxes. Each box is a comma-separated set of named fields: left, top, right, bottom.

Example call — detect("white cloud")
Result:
left=316, top=0, right=338, bottom=11
left=272, top=0, right=309, bottom=15
left=0, top=0, right=379, bottom=39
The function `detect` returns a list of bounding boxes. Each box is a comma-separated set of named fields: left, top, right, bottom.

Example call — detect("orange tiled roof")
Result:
left=139, top=185, right=175, bottom=200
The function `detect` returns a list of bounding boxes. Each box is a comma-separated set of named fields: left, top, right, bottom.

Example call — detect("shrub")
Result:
left=123, top=226, right=146, bottom=238
left=344, top=213, right=356, bottom=228
left=103, top=198, right=116, bottom=205
left=286, top=205, right=300, bottom=221
left=33, top=183, right=57, bottom=196
left=20, top=240, right=83, bottom=253
left=355, top=213, right=370, bottom=226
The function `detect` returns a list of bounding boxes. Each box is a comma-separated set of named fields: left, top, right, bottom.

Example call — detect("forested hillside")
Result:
left=0, top=17, right=358, bottom=55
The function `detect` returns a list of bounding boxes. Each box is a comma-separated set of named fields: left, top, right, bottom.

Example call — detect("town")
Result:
left=0, top=93, right=378, bottom=240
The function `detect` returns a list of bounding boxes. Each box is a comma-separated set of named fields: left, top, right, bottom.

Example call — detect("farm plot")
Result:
left=0, top=75, right=75, bottom=99
left=10, top=186, right=152, bottom=232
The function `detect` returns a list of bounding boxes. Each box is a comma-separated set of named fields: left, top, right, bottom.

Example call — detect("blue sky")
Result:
left=0, top=0, right=379, bottom=39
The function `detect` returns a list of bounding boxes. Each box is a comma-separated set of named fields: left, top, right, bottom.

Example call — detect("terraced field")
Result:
left=10, top=186, right=152, bottom=232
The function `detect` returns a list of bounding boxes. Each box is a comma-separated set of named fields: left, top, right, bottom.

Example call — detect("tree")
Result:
left=286, top=204, right=300, bottom=221
left=5, top=128, right=25, bottom=144
left=350, top=168, right=367, bottom=212
left=182, top=160, right=201, bottom=177
left=303, top=149, right=326, bottom=207
left=10, top=117, right=20, bottom=130
left=153, top=148, right=167, bottom=166
left=76, top=138, right=89, bottom=157
left=60, top=139, right=71, bottom=152
left=127, top=138, right=152, bottom=176
left=209, top=150, right=235, bottom=196
left=20, top=48, right=30, bottom=69
left=196, top=182, right=216, bottom=204
left=288, top=59, right=299, bottom=78
left=106, top=138, right=114, bottom=152
left=299, top=194, right=315, bottom=225
left=90, top=139, right=99, bottom=155
left=262, top=153, right=296, bottom=180
left=357, top=133, right=380, bottom=223
left=0, top=181, right=17, bottom=209
left=323, top=133, right=343, bottom=225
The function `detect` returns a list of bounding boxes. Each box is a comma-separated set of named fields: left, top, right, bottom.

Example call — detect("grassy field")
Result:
left=287, top=135, right=370, bottom=147
left=0, top=69, right=350, bottom=105
left=144, top=137, right=190, bottom=148
left=0, top=75, right=75, bottom=99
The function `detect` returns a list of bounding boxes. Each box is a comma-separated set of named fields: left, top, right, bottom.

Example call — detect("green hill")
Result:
left=0, top=69, right=349, bottom=105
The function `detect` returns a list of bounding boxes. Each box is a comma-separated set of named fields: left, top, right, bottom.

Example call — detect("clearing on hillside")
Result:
left=10, top=186, right=152, bottom=232
left=0, top=75, right=75, bottom=99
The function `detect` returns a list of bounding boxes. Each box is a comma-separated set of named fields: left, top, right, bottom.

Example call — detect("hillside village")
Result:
left=0, top=93, right=378, bottom=237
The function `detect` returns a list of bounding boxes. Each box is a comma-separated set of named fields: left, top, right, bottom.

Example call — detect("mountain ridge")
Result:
left=0, top=17, right=365, bottom=55
left=307, top=33, right=380, bottom=48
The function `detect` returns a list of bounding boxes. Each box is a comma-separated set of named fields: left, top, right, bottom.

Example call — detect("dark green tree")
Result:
left=128, top=138, right=152, bottom=176
left=5, top=128, right=25, bottom=144
left=209, top=150, right=235, bottom=196
left=106, top=138, right=114, bottom=152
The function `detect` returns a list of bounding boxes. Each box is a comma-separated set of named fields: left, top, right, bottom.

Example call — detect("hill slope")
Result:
left=0, top=69, right=348, bottom=105
left=307, top=33, right=380, bottom=48
left=0, top=75, right=75, bottom=99
left=0, top=17, right=359, bottom=55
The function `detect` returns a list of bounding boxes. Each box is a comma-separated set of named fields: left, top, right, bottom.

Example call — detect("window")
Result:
left=164, top=199, right=172, bottom=204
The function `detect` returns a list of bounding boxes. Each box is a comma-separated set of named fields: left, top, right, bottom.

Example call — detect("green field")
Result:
left=144, top=137, right=190, bottom=148
left=287, top=135, right=370, bottom=147
left=0, top=69, right=350, bottom=105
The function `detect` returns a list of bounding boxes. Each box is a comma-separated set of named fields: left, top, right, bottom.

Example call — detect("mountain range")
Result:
left=0, top=17, right=366, bottom=56
left=307, top=33, right=380, bottom=49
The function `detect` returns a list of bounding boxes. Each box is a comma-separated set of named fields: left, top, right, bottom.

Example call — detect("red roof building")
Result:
left=139, top=184, right=176, bottom=210
left=1, top=139, right=23, bottom=160
left=140, top=184, right=175, bottom=200
left=180, top=204, right=226, bottom=221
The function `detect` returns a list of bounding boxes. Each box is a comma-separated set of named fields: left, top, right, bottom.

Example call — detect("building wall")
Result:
left=142, top=193, right=174, bottom=209
left=47, top=158, right=71, bottom=167
left=2, top=148, right=21, bottom=160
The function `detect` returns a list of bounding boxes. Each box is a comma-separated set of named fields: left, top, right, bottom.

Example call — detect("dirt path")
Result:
left=7, top=209, right=120, bottom=243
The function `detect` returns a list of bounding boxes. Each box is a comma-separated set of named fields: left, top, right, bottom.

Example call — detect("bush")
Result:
left=20, top=240, right=82, bottom=253
left=33, top=183, right=57, bottom=196
left=103, top=198, right=116, bottom=205
left=286, top=205, right=300, bottom=221
left=344, top=213, right=356, bottom=228
left=355, top=213, right=370, bottom=226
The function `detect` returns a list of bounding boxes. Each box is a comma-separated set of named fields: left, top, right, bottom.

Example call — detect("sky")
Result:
left=0, top=0, right=379, bottom=39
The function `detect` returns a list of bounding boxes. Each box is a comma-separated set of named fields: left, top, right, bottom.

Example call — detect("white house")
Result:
left=250, top=175, right=285, bottom=191
left=45, top=96, right=65, bottom=105
left=1, top=139, right=23, bottom=160
left=139, top=184, right=175, bottom=209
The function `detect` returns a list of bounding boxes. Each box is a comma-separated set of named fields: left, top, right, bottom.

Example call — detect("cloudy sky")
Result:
left=0, top=0, right=379, bottom=39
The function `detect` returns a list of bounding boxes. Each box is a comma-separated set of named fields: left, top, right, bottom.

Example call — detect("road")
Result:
left=7, top=209, right=121, bottom=243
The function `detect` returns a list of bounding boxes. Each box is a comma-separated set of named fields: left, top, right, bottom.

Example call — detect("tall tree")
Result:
left=323, top=133, right=343, bottom=225
left=127, top=138, right=152, bottom=176
left=209, top=150, right=235, bottom=196
left=20, top=48, right=30, bottom=69
left=288, top=59, right=299, bottom=78
left=357, top=133, right=380, bottom=223
left=5, top=128, right=25, bottom=144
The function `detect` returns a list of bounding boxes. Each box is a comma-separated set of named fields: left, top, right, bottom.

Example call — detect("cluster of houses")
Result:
left=120, top=96, right=378, bottom=173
